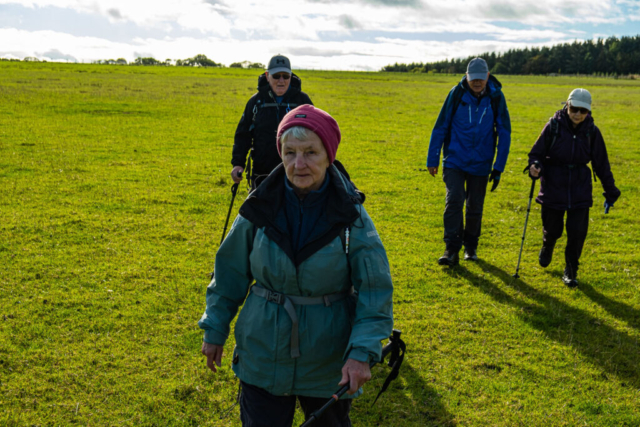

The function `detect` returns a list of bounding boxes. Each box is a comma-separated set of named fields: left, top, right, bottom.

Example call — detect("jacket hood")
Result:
left=257, top=72, right=302, bottom=94
left=553, top=107, right=595, bottom=134
left=460, top=73, right=503, bottom=96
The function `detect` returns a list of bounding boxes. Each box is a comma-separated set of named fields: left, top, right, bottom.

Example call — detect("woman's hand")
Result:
left=201, top=342, right=224, bottom=373
left=339, top=358, right=372, bottom=395
left=231, top=166, right=244, bottom=184
left=530, top=164, right=541, bottom=178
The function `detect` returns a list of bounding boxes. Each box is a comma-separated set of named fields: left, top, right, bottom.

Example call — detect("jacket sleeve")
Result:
left=492, top=93, right=512, bottom=173
left=591, top=127, right=621, bottom=204
left=343, top=206, right=393, bottom=363
left=232, top=96, right=257, bottom=168
left=426, top=87, right=456, bottom=168
left=527, top=122, right=551, bottom=177
left=198, top=215, right=254, bottom=345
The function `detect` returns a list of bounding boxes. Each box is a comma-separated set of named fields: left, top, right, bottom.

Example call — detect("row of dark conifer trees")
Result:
left=382, top=36, right=640, bottom=76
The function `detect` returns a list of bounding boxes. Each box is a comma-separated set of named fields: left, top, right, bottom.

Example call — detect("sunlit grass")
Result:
left=1, top=62, right=639, bottom=426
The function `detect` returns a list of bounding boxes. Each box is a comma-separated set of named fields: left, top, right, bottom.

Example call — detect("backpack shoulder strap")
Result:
left=587, top=122, right=598, bottom=182
left=545, top=118, right=559, bottom=155
left=339, top=226, right=350, bottom=254
left=445, top=86, right=464, bottom=144
left=248, top=99, right=261, bottom=132
left=490, top=93, right=501, bottom=125
left=449, top=85, right=464, bottom=121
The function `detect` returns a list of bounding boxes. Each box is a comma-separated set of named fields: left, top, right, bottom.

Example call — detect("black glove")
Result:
left=489, top=169, right=501, bottom=192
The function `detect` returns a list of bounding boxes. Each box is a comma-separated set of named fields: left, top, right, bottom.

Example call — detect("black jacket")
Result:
left=232, top=73, right=313, bottom=177
left=528, top=108, right=620, bottom=210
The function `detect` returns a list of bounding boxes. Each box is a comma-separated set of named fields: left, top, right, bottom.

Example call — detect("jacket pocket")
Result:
left=234, top=295, right=278, bottom=381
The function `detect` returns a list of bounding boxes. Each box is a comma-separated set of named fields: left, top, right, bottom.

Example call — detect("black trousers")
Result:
left=541, top=206, right=590, bottom=274
left=239, top=381, right=352, bottom=427
left=442, top=168, right=489, bottom=251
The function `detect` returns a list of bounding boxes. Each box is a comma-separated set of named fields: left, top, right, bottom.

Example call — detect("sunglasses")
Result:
left=271, top=73, right=291, bottom=80
left=569, top=106, right=589, bottom=115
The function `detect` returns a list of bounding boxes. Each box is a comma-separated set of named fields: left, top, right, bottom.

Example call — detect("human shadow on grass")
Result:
left=355, top=360, right=456, bottom=426
left=443, top=261, right=640, bottom=387
left=545, top=270, right=640, bottom=332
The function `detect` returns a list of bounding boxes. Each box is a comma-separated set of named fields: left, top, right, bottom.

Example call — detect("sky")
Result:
left=1, top=0, right=639, bottom=71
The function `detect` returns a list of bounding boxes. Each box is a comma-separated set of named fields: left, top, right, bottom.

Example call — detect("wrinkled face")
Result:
left=281, top=131, right=330, bottom=197
left=266, top=71, right=291, bottom=97
left=568, top=103, right=589, bottom=126
left=466, top=73, right=489, bottom=95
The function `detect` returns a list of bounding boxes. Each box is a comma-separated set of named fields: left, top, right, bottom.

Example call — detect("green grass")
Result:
left=1, top=62, right=639, bottom=426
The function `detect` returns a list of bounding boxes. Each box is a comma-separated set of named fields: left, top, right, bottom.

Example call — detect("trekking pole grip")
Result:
left=300, top=331, right=402, bottom=427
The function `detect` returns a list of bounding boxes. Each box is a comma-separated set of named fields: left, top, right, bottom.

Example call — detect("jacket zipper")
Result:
left=568, top=134, right=576, bottom=209
left=479, top=107, right=487, bottom=124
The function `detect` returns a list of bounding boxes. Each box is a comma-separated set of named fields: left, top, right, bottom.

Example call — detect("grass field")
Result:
left=1, top=61, right=639, bottom=426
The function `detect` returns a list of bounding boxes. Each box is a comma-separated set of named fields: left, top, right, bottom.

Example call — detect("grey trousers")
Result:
left=442, top=168, right=489, bottom=252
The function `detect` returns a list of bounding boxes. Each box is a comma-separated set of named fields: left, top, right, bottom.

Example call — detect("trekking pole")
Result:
left=300, top=330, right=405, bottom=427
left=220, top=172, right=242, bottom=245
left=513, top=161, right=539, bottom=279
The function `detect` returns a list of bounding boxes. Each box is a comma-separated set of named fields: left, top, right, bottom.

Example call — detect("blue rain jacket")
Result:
left=427, top=75, right=511, bottom=176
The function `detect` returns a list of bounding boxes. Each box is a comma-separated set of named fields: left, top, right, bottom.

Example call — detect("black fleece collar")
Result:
left=238, top=160, right=364, bottom=266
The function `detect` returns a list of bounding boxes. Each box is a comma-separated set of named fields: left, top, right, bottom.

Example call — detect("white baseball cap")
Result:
left=567, top=88, right=592, bottom=110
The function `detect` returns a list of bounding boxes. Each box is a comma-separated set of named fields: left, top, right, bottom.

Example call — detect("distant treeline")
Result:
left=382, top=35, right=640, bottom=76
left=1, top=54, right=265, bottom=70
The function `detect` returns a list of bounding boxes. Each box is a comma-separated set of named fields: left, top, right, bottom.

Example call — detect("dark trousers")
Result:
left=442, top=168, right=489, bottom=252
left=541, top=206, right=590, bottom=275
left=239, top=381, right=352, bottom=427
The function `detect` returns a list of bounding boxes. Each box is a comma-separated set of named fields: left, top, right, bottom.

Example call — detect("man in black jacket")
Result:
left=231, top=54, right=313, bottom=189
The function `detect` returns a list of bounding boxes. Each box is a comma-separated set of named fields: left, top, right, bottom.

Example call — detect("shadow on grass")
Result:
left=545, top=269, right=640, bottom=331
left=443, top=260, right=640, bottom=387
left=357, top=361, right=456, bottom=426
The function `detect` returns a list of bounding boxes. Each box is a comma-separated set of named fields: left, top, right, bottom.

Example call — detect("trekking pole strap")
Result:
left=251, top=285, right=354, bottom=358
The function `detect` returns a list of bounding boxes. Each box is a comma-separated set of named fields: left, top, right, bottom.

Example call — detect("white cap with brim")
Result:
left=267, top=54, right=292, bottom=75
left=567, top=88, right=592, bottom=110
left=467, top=57, right=489, bottom=81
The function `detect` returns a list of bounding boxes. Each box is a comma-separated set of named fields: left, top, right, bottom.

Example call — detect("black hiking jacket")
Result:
left=232, top=73, right=313, bottom=177
left=528, top=108, right=620, bottom=210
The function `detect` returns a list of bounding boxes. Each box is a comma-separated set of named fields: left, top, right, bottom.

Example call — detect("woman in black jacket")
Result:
left=528, top=88, right=620, bottom=287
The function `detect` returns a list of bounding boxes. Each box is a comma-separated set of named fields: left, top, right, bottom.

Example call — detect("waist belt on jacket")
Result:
left=251, top=284, right=354, bottom=358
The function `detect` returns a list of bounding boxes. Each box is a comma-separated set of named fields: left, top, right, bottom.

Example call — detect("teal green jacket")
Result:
left=198, top=163, right=394, bottom=398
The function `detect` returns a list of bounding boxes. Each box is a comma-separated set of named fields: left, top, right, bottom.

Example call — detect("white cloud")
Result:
left=0, top=0, right=231, bottom=34
left=0, top=0, right=637, bottom=69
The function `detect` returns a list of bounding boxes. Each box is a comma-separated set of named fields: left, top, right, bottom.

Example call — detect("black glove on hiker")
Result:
left=489, top=169, right=501, bottom=192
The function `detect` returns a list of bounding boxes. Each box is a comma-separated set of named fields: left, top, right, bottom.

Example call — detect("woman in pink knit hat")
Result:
left=200, top=105, right=394, bottom=426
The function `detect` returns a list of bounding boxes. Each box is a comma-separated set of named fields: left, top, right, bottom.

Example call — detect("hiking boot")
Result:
left=438, top=250, right=459, bottom=266
left=463, top=247, right=478, bottom=261
left=538, top=242, right=555, bottom=268
left=562, top=267, right=578, bottom=288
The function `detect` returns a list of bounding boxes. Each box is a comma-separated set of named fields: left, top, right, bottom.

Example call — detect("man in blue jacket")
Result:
left=426, top=58, right=511, bottom=265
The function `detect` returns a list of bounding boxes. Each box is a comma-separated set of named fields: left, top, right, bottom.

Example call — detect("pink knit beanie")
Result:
left=276, top=105, right=341, bottom=164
